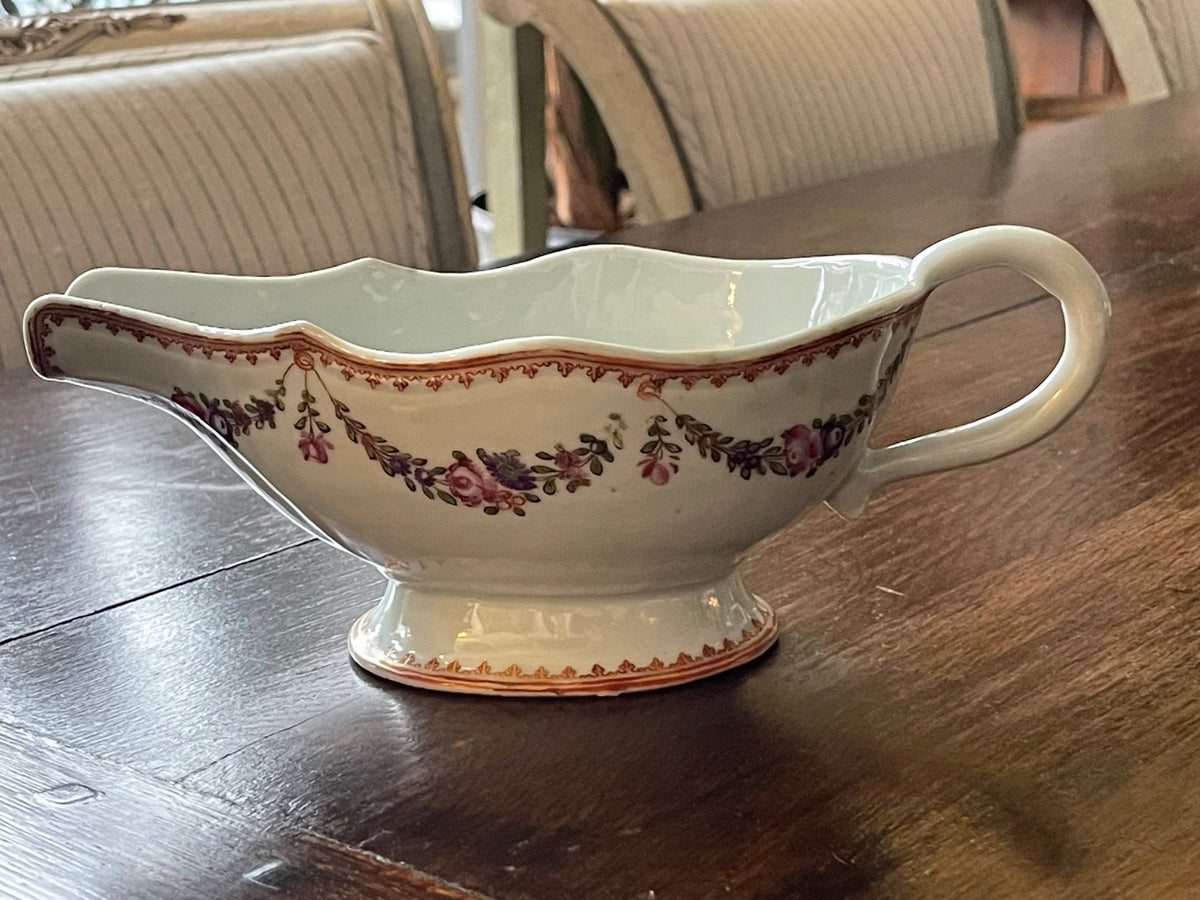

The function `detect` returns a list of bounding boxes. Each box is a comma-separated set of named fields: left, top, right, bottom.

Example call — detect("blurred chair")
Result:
left=484, top=0, right=1023, bottom=223
left=0, top=1, right=475, bottom=369
left=1087, top=0, right=1199, bottom=102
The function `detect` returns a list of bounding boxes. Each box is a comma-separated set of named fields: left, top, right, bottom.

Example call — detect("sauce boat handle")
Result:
left=826, top=224, right=1111, bottom=518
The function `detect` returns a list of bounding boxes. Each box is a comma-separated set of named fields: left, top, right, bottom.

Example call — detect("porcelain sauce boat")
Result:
left=24, top=225, right=1110, bottom=696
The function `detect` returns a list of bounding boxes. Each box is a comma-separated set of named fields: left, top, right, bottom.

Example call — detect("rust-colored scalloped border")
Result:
left=28, top=299, right=924, bottom=391
left=349, top=606, right=779, bottom=696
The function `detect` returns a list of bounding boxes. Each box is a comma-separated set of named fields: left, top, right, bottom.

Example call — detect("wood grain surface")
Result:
left=0, top=724, right=485, bottom=899
left=3, top=95, right=1200, bottom=899
left=0, top=375, right=308, bottom=644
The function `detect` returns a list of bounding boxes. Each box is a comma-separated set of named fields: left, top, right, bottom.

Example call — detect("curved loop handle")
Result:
left=827, top=225, right=1111, bottom=518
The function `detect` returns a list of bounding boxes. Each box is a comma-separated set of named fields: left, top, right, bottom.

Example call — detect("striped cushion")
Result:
left=600, top=0, right=1007, bottom=210
left=0, top=31, right=433, bottom=369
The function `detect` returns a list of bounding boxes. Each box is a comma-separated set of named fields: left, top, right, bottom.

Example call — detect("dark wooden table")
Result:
left=4, top=94, right=1200, bottom=899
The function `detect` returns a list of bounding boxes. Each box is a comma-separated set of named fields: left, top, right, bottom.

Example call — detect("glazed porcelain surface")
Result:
left=24, top=225, right=1111, bottom=695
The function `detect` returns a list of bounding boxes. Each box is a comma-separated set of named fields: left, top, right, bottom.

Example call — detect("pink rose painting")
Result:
left=781, top=424, right=821, bottom=475
left=446, top=459, right=505, bottom=508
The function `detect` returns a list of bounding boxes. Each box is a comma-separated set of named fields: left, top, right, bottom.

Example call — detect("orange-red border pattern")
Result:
left=28, top=300, right=925, bottom=391
left=349, top=606, right=779, bottom=695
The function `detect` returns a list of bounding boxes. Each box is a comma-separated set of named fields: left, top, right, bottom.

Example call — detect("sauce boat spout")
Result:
left=24, top=288, right=352, bottom=555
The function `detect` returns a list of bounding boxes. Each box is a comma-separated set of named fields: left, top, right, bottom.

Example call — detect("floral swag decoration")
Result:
left=170, top=350, right=904, bottom=516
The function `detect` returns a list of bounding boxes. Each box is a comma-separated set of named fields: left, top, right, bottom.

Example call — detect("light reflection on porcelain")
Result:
left=24, top=225, right=1110, bottom=696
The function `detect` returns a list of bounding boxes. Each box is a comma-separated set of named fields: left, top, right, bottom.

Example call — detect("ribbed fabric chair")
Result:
left=1088, top=0, right=1200, bottom=102
left=0, top=1, right=474, bottom=370
left=484, top=0, right=1023, bottom=223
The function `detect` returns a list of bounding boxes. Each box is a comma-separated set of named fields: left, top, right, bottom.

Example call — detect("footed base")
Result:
left=348, top=571, right=778, bottom=696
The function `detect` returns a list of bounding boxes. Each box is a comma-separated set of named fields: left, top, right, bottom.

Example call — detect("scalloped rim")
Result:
left=30, top=245, right=926, bottom=370
left=25, top=298, right=926, bottom=391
